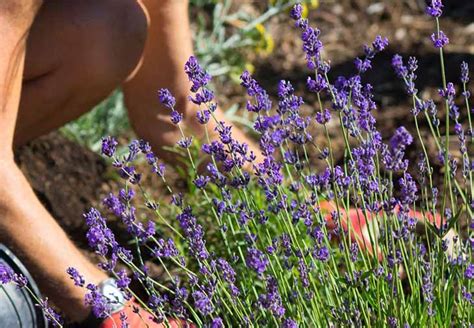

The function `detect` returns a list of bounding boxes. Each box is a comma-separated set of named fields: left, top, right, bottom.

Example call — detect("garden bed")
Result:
left=12, top=1, right=473, bottom=324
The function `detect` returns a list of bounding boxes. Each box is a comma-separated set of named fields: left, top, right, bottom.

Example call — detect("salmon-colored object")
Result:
left=319, top=200, right=445, bottom=260
left=100, top=299, right=194, bottom=328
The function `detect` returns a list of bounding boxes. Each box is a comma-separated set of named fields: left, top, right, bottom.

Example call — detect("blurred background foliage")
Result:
left=60, top=0, right=318, bottom=152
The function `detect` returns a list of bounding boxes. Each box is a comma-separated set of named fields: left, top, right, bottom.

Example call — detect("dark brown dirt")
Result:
left=14, top=132, right=112, bottom=248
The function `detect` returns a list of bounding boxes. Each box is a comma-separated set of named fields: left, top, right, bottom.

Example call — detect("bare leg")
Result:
left=124, top=0, right=261, bottom=163
left=2, top=0, right=146, bottom=322
left=14, top=0, right=147, bottom=146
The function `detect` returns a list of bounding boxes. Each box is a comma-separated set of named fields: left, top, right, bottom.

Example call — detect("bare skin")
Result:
left=1, top=0, right=259, bottom=325
left=1, top=0, right=108, bottom=323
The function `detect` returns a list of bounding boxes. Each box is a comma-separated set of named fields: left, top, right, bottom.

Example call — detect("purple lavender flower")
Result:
left=118, top=165, right=141, bottom=184
left=189, top=88, right=214, bottom=106
left=390, top=126, right=413, bottom=150
left=184, top=56, right=211, bottom=92
left=315, top=109, right=331, bottom=125
left=192, top=290, right=214, bottom=316
left=193, top=175, right=210, bottom=189
left=116, top=269, right=131, bottom=290
left=101, top=136, right=118, bottom=158
left=216, top=123, right=233, bottom=144
left=152, top=162, right=166, bottom=178
left=169, top=284, right=189, bottom=317
left=372, top=35, right=389, bottom=52
left=240, top=71, right=272, bottom=113
left=0, top=264, right=14, bottom=285
left=421, top=264, right=435, bottom=314
left=298, top=258, right=310, bottom=287
left=306, top=74, right=327, bottom=93
left=314, top=245, right=330, bottom=262
left=12, top=274, right=28, bottom=289
left=176, top=207, right=209, bottom=260
left=211, top=317, right=224, bottom=328
left=38, top=298, right=64, bottom=327
left=388, top=317, right=398, bottom=328
left=119, top=312, right=129, bottom=328
left=461, top=286, right=473, bottom=305
left=439, top=82, right=455, bottom=99
left=177, top=137, right=193, bottom=149
left=246, top=247, right=269, bottom=276
left=258, top=276, right=286, bottom=318
left=391, top=55, right=420, bottom=96
left=300, top=25, right=323, bottom=69
left=290, top=4, right=303, bottom=20
left=350, top=242, right=359, bottom=262
left=170, top=110, right=183, bottom=124
left=85, top=283, right=113, bottom=318
left=465, top=264, right=474, bottom=279
left=382, top=126, right=413, bottom=172
left=125, top=141, right=140, bottom=163
left=84, top=207, right=117, bottom=256
left=430, top=31, right=449, bottom=48
left=197, top=110, right=211, bottom=124
left=158, top=88, right=176, bottom=109
left=277, top=80, right=304, bottom=115
left=66, top=267, right=85, bottom=287
left=119, top=188, right=135, bottom=202
left=147, top=293, right=164, bottom=311
left=426, top=0, right=443, bottom=17
left=355, top=36, right=388, bottom=73
left=240, top=70, right=261, bottom=96
left=171, top=193, right=183, bottom=208
left=102, top=195, right=126, bottom=218
left=0, top=265, right=26, bottom=291
left=282, top=318, right=298, bottom=328
left=399, top=173, right=418, bottom=205
left=460, top=62, right=469, bottom=83
left=392, top=54, right=408, bottom=78
left=153, top=238, right=179, bottom=258
left=216, top=258, right=236, bottom=284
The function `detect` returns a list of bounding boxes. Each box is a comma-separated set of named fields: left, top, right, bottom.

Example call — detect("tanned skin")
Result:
left=1, top=0, right=258, bottom=325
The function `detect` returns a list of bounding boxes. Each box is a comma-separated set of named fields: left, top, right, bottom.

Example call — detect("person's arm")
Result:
left=124, top=0, right=260, bottom=163
left=0, top=2, right=108, bottom=322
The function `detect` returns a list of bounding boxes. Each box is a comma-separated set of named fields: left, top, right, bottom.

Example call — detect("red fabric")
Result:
left=100, top=299, right=194, bottom=328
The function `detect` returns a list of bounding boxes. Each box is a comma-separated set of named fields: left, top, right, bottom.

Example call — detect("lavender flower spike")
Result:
left=184, top=55, right=211, bottom=92
left=101, top=136, right=118, bottom=158
left=430, top=31, right=449, bottom=49
left=290, top=3, right=303, bottom=20
left=426, top=0, right=443, bottom=18
left=158, top=88, right=176, bottom=109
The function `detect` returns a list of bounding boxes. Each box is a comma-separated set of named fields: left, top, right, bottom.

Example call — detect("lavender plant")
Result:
left=2, top=1, right=473, bottom=327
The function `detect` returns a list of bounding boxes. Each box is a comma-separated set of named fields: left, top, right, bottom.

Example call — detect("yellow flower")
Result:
left=301, top=3, right=309, bottom=18
left=255, top=23, right=275, bottom=56
left=255, top=23, right=266, bottom=36
left=244, top=62, right=255, bottom=74
left=309, top=0, right=319, bottom=9
left=301, top=0, right=318, bottom=18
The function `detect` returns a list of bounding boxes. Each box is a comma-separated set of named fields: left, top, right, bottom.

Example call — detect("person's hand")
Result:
left=100, top=298, right=194, bottom=328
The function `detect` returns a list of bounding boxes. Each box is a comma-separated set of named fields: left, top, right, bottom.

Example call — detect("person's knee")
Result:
left=25, top=0, right=148, bottom=91
left=101, top=0, right=148, bottom=81
left=16, top=0, right=148, bottom=145
left=81, top=0, right=148, bottom=87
